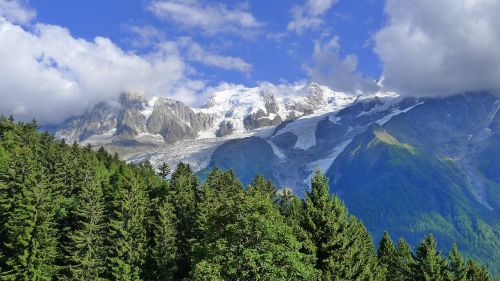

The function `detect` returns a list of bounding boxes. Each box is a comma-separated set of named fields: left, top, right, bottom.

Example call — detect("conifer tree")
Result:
left=377, top=231, right=396, bottom=279
left=1, top=157, right=59, bottom=280
left=107, top=166, right=148, bottom=281
left=157, top=162, right=171, bottom=179
left=248, top=174, right=276, bottom=198
left=414, top=234, right=448, bottom=281
left=148, top=200, right=177, bottom=281
left=393, top=238, right=415, bottom=281
left=466, top=260, right=491, bottom=281
left=447, top=243, right=467, bottom=281
left=302, top=169, right=377, bottom=280
left=169, top=162, right=198, bottom=279
left=65, top=160, right=108, bottom=280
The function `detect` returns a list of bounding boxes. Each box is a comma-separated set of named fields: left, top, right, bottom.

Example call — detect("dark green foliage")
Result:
left=414, top=235, right=449, bottom=281
left=302, top=169, right=378, bottom=280
left=0, top=118, right=494, bottom=280
left=157, top=162, right=171, bottom=178
left=192, top=191, right=318, bottom=280
left=107, top=166, right=149, bottom=280
left=377, top=232, right=397, bottom=279
left=393, top=238, right=416, bottom=281
left=65, top=160, right=108, bottom=280
left=169, top=162, right=198, bottom=279
left=466, top=260, right=491, bottom=281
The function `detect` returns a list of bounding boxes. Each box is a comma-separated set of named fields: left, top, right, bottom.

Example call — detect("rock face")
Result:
left=55, top=81, right=358, bottom=145
left=147, top=98, right=214, bottom=143
left=55, top=102, right=119, bottom=143
left=55, top=91, right=215, bottom=144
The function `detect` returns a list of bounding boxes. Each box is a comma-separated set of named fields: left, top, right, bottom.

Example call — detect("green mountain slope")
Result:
left=327, top=125, right=500, bottom=276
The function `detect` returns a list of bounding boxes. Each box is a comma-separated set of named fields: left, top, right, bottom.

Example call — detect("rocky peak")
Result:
left=119, top=91, right=146, bottom=110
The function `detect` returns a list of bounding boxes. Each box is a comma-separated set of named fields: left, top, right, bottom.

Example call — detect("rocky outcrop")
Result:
left=147, top=98, right=214, bottom=143
left=55, top=101, right=119, bottom=143
left=243, top=109, right=282, bottom=130
left=114, top=92, right=148, bottom=138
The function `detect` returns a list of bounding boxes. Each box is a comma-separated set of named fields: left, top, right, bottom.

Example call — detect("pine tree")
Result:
left=393, top=238, right=415, bottom=281
left=148, top=200, right=177, bottom=281
left=1, top=160, right=59, bottom=280
left=248, top=174, right=276, bottom=198
left=377, top=231, right=396, bottom=279
left=414, top=234, right=448, bottom=281
left=157, top=162, right=171, bottom=179
left=302, top=169, right=377, bottom=280
left=447, top=243, right=467, bottom=281
left=466, top=260, right=491, bottom=281
left=107, top=166, right=148, bottom=281
left=65, top=160, right=108, bottom=280
left=169, top=162, right=199, bottom=279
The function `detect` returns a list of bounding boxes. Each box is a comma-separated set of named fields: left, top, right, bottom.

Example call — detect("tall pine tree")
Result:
left=107, top=166, right=148, bottom=280
left=302, top=169, right=377, bottom=280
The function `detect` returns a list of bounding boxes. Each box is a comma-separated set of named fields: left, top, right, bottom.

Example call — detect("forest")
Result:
left=0, top=117, right=493, bottom=280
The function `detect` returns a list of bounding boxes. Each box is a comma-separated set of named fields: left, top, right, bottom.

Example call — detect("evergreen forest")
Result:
left=0, top=117, right=494, bottom=280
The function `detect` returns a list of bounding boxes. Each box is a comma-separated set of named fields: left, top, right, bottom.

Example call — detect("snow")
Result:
left=375, top=102, right=423, bottom=125
left=303, top=140, right=351, bottom=184
left=141, top=97, right=158, bottom=119
left=267, top=139, right=287, bottom=161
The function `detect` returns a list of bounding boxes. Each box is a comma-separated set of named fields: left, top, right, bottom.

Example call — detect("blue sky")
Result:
left=30, top=0, right=384, bottom=86
left=1, top=0, right=499, bottom=124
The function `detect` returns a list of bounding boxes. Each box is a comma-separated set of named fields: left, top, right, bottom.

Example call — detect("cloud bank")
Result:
left=0, top=18, right=205, bottom=124
left=374, top=0, right=500, bottom=96
left=0, top=1, right=257, bottom=124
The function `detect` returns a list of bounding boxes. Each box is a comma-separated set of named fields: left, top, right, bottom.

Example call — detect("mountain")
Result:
left=53, top=84, right=500, bottom=275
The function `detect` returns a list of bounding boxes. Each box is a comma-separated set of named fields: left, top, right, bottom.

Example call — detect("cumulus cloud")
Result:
left=147, top=0, right=261, bottom=35
left=177, top=37, right=252, bottom=73
left=374, top=0, right=500, bottom=96
left=0, top=0, right=35, bottom=24
left=0, top=18, right=205, bottom=124
left=304, top=37, right=378, bottom=93
left=288, top=0, right=337, bottom=34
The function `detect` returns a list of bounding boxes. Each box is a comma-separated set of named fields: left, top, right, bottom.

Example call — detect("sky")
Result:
left=1, top=0, right=500, bottom=124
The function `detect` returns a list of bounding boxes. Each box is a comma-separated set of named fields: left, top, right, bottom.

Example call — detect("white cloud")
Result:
left=147, top=0, right=261, bottom=35
left=374, top=0, right=500, bottom=96
left=0, top=18, right=204, bottom=124
left=178, top=37, right=252, bottom=73
left=288, top=0, right=337, bottom=34
left=304, top=36, right=378, bottom=93
left=122, top=24, right=166, bottom=48
left=0, top=0, right=35, bottom=24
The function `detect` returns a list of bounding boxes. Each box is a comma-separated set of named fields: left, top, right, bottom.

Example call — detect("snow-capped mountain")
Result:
left=54, top=81, right=403, bottom=186
left=55, top=81, right=370, bottom=146
left=53, top=87, right=500, bottom=274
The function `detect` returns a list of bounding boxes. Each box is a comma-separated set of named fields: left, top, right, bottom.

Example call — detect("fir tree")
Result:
left=377, top=231, right=396, bottom=279
left=302, top=169, right=377, bottom=280
left=65, top=161, right=108, bottom=280
left=107, top=166, right=148, bottom=281
left=414, top=234, right=448, bottom=281
left=157, top=162, right=171, bottom=179
left=1, top=161, right=59, bottom=280
left=393, top=238, right=415, bottom=281
left=466, top=260, right=491, bottom=281
left=447, top=243, right=467, bottom=281
left=169, top=162, right=199, bottom=279
left=145, top=199, right=177, bottom=281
